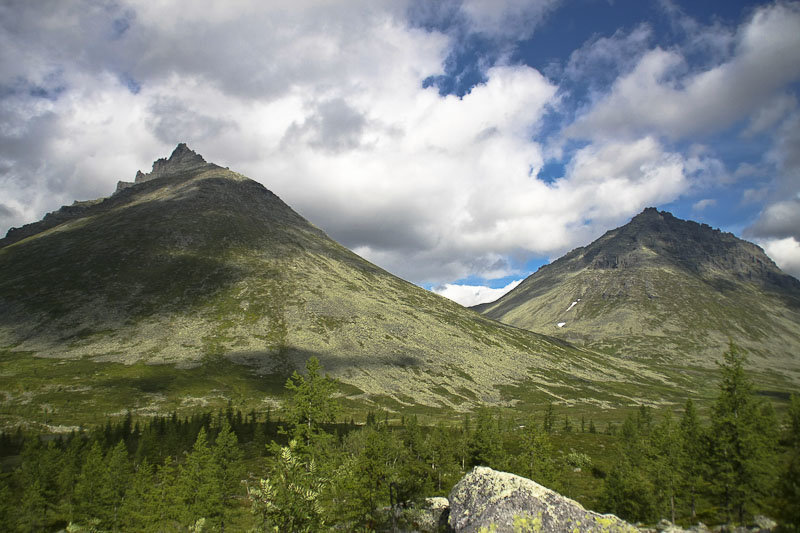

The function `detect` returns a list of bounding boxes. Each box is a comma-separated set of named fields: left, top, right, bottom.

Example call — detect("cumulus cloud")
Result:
left=759, top=237, right=800, bottom=279
left=433, top=279, right=523, bottom=307
left=0, top=0, right=715, bottom=286
left=748, top=199, right=800, bottom=240
left=568, top=2, right=800, bottom=140
left=1, top=0, right=796, bottom=288
left=745, top=110, right=800, bottom=250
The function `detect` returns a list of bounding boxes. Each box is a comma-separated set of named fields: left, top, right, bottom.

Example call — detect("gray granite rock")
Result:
left=448, top=466, right=637, bottom=533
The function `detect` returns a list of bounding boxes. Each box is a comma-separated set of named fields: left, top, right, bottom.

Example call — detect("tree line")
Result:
left=0, top=345, right=797, bottom=531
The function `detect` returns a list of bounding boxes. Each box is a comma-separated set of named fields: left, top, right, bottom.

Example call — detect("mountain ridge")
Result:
left=476, top=207, right=800, bottom=382
left=1, top=144, right=682, bottom=423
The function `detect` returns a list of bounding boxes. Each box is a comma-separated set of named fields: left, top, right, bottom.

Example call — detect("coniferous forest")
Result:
left=1, top=347, right=798, bottom=532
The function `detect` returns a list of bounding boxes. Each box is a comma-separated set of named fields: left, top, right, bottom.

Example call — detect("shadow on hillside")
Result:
left=226, top=346, right=424, bottom=379
left=0, top=174, right=389, bottom=344
left=90, top=347, right=425, bottom=402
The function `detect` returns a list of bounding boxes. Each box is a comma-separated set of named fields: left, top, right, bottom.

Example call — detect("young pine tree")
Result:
left=176, top=427, right=223, bottom=527
left=469, top=407, right=504, bottom=468
left=119, top=459, right=159, bottom=531
left=777, top=394, right=800, bottom=530
left=678, top=398, right=707, bottom=521
left=709, top=343, right=777, bottom=525
left=543, top=402, right=556, bottom=434
left=74, top=440, right=115, bottom=527
left=650, top=412, right=682, bottom=524
left=213, top=418, right=244, bottom=531
left=285, top=356, right=340, bottom=456
left=603, top=413, right=658, bottom=523
left=515, top=417, right=555, bottom=486
left=105, top=440, right=132, bottom=530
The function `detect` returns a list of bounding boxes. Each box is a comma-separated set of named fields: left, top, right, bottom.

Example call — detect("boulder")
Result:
left=448, top=466, right=637, bottom=533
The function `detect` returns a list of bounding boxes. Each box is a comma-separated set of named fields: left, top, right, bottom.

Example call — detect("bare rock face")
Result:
left=134, top=142, right=211, bottom=183
left=115, top=180, right=134, bottom=193
left=448, top=467, right=637, bottom=533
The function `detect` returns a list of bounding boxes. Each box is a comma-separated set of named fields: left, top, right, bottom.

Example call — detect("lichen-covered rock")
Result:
left=402, top=497, right=453, bottom=532
left=448, top=466, right=637, bottom=533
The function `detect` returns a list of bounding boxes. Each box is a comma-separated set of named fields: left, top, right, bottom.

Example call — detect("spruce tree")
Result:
left=105, top=440, right=132, bottom=530
left=603, top=412, right=658, bottom=522
left=651, top=412, right=681, bottom=523
left=74, top=440, right=114, bottom=526
left=19, top=478, right=48, bottom=532
left=176, top=427, right=223, bottom=527
left=515, top=417, right=555, bottom=485
left=709, top=343, right=777, bottom=525
left=543, top=402, right=556, bottom=434
left=16, top=437, right=59, bottom=529
left=285, top=356, right=340, bottom=455
left=777, top=394, right=800, bottom=530
left=425, top=422, right=460, bottom=492
left=678, top=398, right=706, bottom=521
left=330, top=425, right=393, bottom=528
left=469, top=407, right=504, bottom=468
left=213, top=418, right=244, bottom=531
left=57, top=434, right=84, bottom=523
left=119, top=459, right=159, bottom=531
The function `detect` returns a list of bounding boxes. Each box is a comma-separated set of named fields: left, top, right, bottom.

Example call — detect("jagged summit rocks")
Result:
left=115, top=143, right=213, bottom=192
left=3, top=143, right=217, bottom=244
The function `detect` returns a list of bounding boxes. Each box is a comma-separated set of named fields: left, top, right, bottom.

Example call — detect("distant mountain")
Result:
left=475, top=208, right=800, bottom=382
left=1, top=145, right=672, bottom=417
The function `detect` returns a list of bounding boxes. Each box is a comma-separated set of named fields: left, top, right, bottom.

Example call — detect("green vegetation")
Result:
left=0, top=349, right=796, bottom=532
left=601, top=345, right=790, bottom=528
left=8, top=164, right=792, bottom=418
left=0, top=350, right=291, bottom=429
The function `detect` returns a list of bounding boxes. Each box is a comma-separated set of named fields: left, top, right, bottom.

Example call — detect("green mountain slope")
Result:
left=476, top=208, right=800, bottom=384
left=0, top=146, right=687, bottom=426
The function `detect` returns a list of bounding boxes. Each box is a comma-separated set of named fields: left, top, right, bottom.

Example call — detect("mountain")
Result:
left=475, top=208, right=800, bottom=384
left=0, top=145, right=676, bottom=426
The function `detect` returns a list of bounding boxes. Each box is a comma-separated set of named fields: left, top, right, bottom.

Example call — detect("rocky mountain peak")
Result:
left=133, top=143, right=211, bottom=184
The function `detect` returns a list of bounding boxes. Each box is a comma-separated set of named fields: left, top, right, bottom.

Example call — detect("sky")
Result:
left=1, top=0, right=799, bottom=307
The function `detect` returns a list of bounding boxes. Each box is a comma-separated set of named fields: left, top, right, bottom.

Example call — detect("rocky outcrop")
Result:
left=448, top=467, right=637, bottom=533
left=0, top=198, right=105, bottom=247
left=115, top=180, right=134, bottom=193
left=133, top=142, right=212, bottom=183
left=2, top=143, right=212, bottom=247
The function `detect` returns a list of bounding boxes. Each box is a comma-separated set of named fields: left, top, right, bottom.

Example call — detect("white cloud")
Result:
left=743, top=93, right=797, bottom=137
left=692, top=198, right=716, bottom=211
left=561, top=23, right=653, bottom=89
left=568, top=2, right=800, bottom=140
left=0, top=0, right=783, bottom=289
left=459, top=0, right=560, bottom=40
left=748, top=198, right=800, bottom=241
left=433, top=279, right=523, bottom=307
left=759, top=237, right=800, bottom=280
left=745, top=111, right=800, bottom=247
